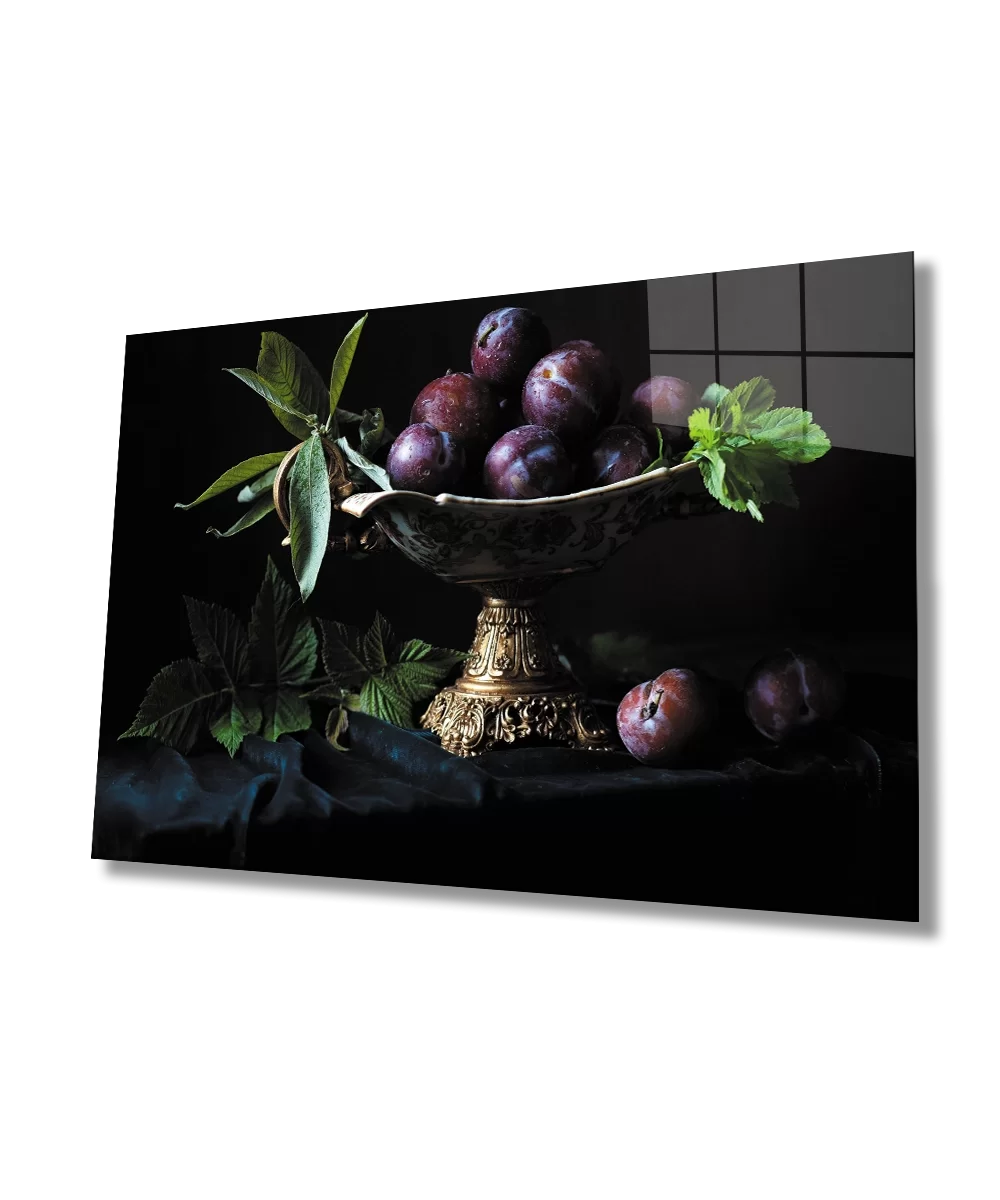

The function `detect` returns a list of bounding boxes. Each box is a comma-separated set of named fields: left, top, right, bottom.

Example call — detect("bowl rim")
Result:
left=339, top=460, right=697, bottom=519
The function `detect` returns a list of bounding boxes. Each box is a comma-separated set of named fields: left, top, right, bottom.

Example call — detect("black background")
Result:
left=100, top=278, right=917, bottom=751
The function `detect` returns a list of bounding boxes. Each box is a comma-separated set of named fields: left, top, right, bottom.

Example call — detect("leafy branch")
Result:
left=683, top=377, right=830, bottom=520
left=120, top=559, right=465, bottom=757
left=174, top=316, right=394, bottom=603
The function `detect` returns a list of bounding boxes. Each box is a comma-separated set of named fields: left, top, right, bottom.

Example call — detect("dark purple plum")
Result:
left=387, top=423, right=466, bottom=494
left=521, top=342, right=619, bottom=445
left=616, top=668, right=715, bottom=765
left=483, top=425, right=573, bottom=500
left=745, top=649, right=846, bottom=742
left=560, top=340, right=621, bottom=418
left=471, top=307, right=551, bottom=393
left=411, top=372, right=501, bottom=457
left=621, top=376, right=700, bottom=451
left=582, top=424, right=655, bottom=488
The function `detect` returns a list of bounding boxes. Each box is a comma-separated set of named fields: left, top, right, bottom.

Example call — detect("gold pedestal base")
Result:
left=419, top=580, right=615, bottom=757
left=422, top=687, right=613, bottom=757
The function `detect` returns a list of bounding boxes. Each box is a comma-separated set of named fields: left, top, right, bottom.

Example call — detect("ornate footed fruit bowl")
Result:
left=283, top=454, right=705, bottom=757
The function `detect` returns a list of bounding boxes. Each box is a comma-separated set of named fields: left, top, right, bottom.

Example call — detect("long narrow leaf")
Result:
left=258, top=331, right=329, bottom=423
left=237, top=466, right=278, bottom=503
left=287, top=433, right=332, bottom=602
left=175, top=452, right=287, bottom=510
left=206, top=491, right=275, bottom=538
left=328, top=313, right=368, bottom=417
left=225, top=367, right=315, bottom=440
left=335, top=436, right=391, bottom=491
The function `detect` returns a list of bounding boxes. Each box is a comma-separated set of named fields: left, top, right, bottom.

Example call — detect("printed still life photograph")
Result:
left=93, top=252, right=917, bottom=921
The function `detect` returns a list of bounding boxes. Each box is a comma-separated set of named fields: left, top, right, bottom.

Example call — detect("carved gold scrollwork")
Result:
left=422, top=688, right=615, bottom=757
left=419, top=578, right=616, bottom=757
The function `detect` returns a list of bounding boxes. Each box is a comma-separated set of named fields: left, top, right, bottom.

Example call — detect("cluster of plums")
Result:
left=616, top=649, right=847, bottom=765
left=386, top=306, right=699, bottom=498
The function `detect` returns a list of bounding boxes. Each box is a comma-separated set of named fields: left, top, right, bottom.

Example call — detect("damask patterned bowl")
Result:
left=338, top=462, right=695, bottom=584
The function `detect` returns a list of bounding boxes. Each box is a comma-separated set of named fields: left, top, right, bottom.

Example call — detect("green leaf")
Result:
left=184, top=597, right=249, bottom=686
left=317, top=619, right=369, bottom=687
left=689, top=447, right=726, bottom=503
left=728, top=444, right=800, bottom=510
left=381, top=659, right=454, bottom=705
left=688, top=406, right=717, bottom=446
left=396, top=638, right=433, bottom=662
left=257, top=332, right=329, bottom=423
left=287, top=432, right=332, bottom=602
left=641, top=427, right=665, bottom=474
left=175, top=452, right=288, bottom=510
left=395, top=639, right=466, bottom=669
left=119, top=658, right=228, bottom=754
left=209, top=690, right=262, bottom=756
left=328, top=313, right=368, bottom=418
left=237, top=467, right=278, bottom=503
left=358, top=407, right=386, bottom=457
left=716, top=376, right=775, bottom=433
left=248, top=558, right=318, bottom=686
left=260, top=688, right=313, bottom=741
left=325, top=704, right=350, bottom=751
left=206, top=491, right=275, bottom=538
left=335, top=437, right=391, bottom=491
left=750, top=407, right=831, bottom=463
left=225, top=367, right=315, bottom=440
left=701, top=383, right=731, bottom=407
left=359, top=674, right=414, bottom=728
left=362, top=611, right=395, bottom=671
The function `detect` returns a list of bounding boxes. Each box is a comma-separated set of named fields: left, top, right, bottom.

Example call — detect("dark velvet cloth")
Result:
left=94, top=704, right=918, bottom=921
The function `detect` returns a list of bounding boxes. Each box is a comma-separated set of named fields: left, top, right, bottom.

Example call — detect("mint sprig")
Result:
left=683, top=377, right=830, bottom=521
left=120, top=560, right=465, bottom=756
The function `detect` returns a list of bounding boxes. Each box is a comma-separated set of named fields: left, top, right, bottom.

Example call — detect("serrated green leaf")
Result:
left=175, top=452, right=288, bottom=510
left=335, top=437, right=391, bottom=491
left=701, top=383, right=731, bottom=407
left=209, top=690, right=262, bottom=756
left=716, top=376, right=775, bottom=433
left=184, top=597, right=249, bottom=686
left=225, top=367, right=316, bottom=440
left=750, top=407, right=831, bottom=463
left=257, top=332, right=329, bottom=423
left=688, top=447, right=726, bottom=504
left=325, top=704, right=350, bottom=751
left=362, top=611, right=395, bottom=671
left=328, top=313, right=368, bottom=417
left=119, top=658, right=227, bottom=754
left=287, top=432, right=332, bottom=603
left=237, top=467, right=278, bottom=503
left=641, top=427, right=665, bottom=474
left=381, top=659, right=455, bottom=704
left=248, top=558, right=318, bottom=686
left=359, top=674, right=414, bottom=728
left=207, top=491, right=275, bottom=538
left=728, top=444, right=799, bottom=509
left=396, top=638, right=433, bottom=662
left=359, top=407, right=386, bottom=457
left=688, top=406, right=717, bottom=446
left=396, top=639, right=466, bottom=668
left=260, top=688, right=313, bottom=741
left=317, top=619, right=369, bottom=687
